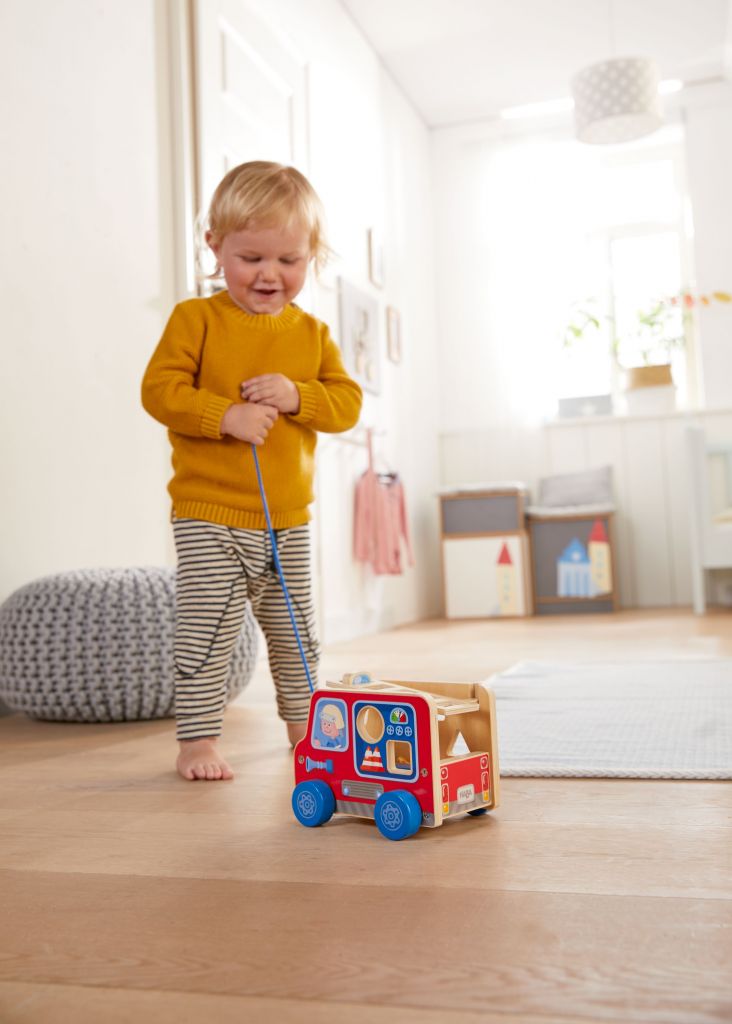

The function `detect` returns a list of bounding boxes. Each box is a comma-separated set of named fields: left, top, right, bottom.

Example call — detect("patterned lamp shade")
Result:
left=572, top=57, right=662, bottom=144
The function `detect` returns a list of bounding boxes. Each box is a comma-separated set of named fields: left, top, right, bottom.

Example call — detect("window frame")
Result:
left=568, top=136, right=698, bottom=409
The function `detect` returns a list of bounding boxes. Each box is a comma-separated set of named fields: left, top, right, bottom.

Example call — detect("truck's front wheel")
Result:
left=292, top=780, right=335, bottom=828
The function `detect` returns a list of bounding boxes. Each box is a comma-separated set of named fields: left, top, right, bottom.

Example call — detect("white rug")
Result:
left=487, top=660, right=732, bottom=779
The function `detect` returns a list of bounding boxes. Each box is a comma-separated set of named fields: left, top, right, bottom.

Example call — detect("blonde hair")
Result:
left=205, top=160, right=331, bottom=273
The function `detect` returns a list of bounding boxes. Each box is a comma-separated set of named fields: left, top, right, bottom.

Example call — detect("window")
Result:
left=470, top=123, right=693, bottom=422
left=311, top=698, right=348, bottom=751
left=557, top=130, right=693, bottom=409
left=610, top=229, right=685, bottom=384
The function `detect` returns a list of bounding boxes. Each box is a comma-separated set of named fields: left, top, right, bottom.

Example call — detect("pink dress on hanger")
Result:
left=353, top=430, right=414, bottom=575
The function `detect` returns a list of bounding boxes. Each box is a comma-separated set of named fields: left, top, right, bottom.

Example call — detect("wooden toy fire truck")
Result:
left=292, top=673, right=500, bottom=841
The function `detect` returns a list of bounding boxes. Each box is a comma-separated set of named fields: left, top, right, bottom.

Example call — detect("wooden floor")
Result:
left=1, top=610, right=731, bottom=1024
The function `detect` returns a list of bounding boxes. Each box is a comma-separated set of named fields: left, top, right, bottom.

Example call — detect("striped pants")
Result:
left=173, top=517, right=319, bottom=741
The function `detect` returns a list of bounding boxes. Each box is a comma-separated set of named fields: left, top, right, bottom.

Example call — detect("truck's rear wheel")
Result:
left=374, top=790, right=422, bottom=840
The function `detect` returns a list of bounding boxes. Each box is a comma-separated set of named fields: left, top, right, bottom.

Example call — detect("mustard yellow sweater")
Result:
left=141, top=291, right=363, bottom=529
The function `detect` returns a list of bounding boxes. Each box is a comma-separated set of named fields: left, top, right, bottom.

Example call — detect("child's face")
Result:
left=208, top=221, right=311, bottom=316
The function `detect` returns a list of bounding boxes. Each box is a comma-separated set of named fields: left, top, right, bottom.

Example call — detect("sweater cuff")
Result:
left=200, top=395, right=233, bottom=439
left=291, top=383, right=318, bottom=424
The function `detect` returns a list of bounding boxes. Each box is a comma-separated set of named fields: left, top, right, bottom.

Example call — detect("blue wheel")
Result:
left=374, top=790, right=422, bottom=841
left=468, top=807, right=489, bottom=817
left=292, top=780, right=335, bottom=828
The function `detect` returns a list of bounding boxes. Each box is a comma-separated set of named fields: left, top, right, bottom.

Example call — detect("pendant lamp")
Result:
left=572, top=56, right=662, bottom=144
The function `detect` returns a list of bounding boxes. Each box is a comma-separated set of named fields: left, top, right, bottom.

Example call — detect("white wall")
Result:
left=0, top=0, right=175, bottom=601
left=684, top=83, right=732, bottom=409
left=0, top=0, right=442, bottom=636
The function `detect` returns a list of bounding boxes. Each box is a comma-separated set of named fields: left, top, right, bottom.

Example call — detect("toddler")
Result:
left=141, top=161, right=362, bottom=781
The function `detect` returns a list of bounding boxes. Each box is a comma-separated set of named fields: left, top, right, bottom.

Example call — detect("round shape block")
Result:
left=374, top=789, right=422, bottom=841
left=356, top=704, right=385, bottom=743
left=0, top=567, right=258, bottom=722
left=292, top=780, right=335, bottom=828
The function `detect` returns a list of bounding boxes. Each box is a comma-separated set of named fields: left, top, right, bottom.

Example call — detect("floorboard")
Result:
left=1, top=611, right=731, bottom=1023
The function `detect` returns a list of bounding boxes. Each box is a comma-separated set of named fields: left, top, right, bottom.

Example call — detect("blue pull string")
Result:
left=251, top=443, right=315, bottom=693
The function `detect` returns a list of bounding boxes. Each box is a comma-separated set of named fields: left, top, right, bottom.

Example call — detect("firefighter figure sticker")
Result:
left=311, top=698, right=348, bottom=751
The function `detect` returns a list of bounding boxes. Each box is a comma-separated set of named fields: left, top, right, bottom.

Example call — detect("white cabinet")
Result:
left=443, top=535, right=530, bottom=618
left=439, top=488, right=532, bottom=619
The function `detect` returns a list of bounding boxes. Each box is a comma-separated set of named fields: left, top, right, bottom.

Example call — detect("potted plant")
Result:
left=617, top=296, right=685, bottom=411
left=563, top=290, right=731, bottom=414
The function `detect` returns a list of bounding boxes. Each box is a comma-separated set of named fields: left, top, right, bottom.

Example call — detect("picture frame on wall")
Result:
left=367, top=227, right=384, bottom=288
left=337, top=277, right=380, bottom=394
left=386, top=306, right=402, bottom=364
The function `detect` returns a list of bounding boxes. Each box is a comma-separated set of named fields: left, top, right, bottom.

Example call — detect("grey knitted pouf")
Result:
left=0, top=567, right=258, bottom=722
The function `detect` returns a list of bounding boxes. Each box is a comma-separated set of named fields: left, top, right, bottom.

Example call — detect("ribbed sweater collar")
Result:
left=214, top=290, right=303, bottom=332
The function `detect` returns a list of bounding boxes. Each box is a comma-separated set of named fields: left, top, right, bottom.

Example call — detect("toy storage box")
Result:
left=528, top=509, right=618, bottom=615
left=439, top=485, right=533, bottom=619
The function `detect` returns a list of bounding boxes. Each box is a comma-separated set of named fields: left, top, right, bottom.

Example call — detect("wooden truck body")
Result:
left=292, top=675, right=500, bottom=840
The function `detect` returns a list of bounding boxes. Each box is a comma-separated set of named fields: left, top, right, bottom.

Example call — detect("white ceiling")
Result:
left=340, top=0, right=732, bottom=126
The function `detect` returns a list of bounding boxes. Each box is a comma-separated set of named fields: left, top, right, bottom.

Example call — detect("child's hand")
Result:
left=220, top=402, right=278, bottom=445
left=240, top=374, right=300, bottom=414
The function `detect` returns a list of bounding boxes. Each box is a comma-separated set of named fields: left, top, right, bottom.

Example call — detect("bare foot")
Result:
left=287, top=721, right=307, bottom=748
left=176, top=738, right=234, bottom=781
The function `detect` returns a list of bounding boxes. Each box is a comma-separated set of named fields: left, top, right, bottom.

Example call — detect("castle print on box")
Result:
left=439, top=486, right=532, bottom=619
left=530, top=513, right=617, bottom=615
left=442, top=533, right=530, bottom=618
left=557, top=519, right=612, bottom=597
left=497, top=541, right=521, bottom=613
